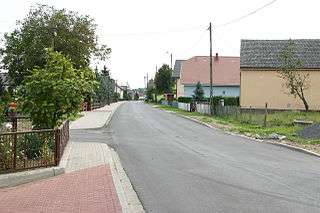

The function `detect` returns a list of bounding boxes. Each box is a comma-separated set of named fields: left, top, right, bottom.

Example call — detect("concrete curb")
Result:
left=159, top=106, right=320, bottom=159
left=110, top=148, right=145, bottom=213
left=104, top=102, right=124, bottom=127
left=0, top=141, right=73, bottom=189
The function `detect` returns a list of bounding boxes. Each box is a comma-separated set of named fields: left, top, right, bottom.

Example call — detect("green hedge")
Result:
left=204, top=96, right=239, bottom=106
left=177, top=97, right=193, bottom=103
left=178, top=96, right=239, bottom=106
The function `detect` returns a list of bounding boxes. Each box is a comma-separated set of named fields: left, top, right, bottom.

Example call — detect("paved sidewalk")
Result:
left=0, top=102, right=144, bottom=213
left=70, top=102, right=123, bottom=129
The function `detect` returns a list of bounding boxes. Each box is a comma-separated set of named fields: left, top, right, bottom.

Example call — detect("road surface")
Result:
left=71, top=102, right=320, bottom=213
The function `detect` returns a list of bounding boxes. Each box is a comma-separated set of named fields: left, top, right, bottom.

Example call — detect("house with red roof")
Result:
left=179, top=54, right=240, bottom=98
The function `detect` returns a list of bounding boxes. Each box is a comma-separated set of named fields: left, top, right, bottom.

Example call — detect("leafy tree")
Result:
left=0, top=90, right=12, bottom=128
left=146, top=85, right=155, bottom=100
left=0, top=4, right=111, bottom=88
left=134, top=92, right=139, bottom=100
left=192, top=81, right=204, bottom=102
left=93, top=65, right=113, bottom=104
left=114, top=92, right=120, bottom=102
left=18, top=51, right=97, bottom=129
left=155, top=64, right=172, bottom=94
left=123, top=90, right=128, bottom=100
left=277, top=40, right=310, bottom=111
left=128, top=92, right=133, bottom=100
left=0, top=76, right=5, bottom=97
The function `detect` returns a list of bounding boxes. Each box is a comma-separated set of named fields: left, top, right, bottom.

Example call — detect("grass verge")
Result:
left=150, top=103, right=320, bottom=144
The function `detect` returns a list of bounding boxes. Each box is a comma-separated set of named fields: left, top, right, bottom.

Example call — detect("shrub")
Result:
left=177, top=97, right=193, bottom=103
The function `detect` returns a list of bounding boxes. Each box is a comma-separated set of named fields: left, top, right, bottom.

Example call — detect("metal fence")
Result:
left=81, top=101, right=111, bottom=111
left=164, top=101, right=280, bottom=127
left=0, top=119, right=69, bottom=174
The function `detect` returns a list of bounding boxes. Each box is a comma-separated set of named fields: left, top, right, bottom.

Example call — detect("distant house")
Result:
left=172, top=60, right=185, bottom=98
left=114, top=83, right=123, bottom=99
left=240, top=39, right=320, bottom=111
left=180, top=55, right=240, bottom=98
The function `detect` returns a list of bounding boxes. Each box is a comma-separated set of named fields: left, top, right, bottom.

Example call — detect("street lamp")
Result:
left=166, top=51, right=174, bottom=96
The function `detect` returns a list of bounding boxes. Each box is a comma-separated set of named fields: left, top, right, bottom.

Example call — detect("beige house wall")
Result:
left=177, top=78, right=184, bottom=98
left=240, top=69, right=320, bottom=110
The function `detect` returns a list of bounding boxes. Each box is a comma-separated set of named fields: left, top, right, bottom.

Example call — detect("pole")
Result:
left=155, top=66, right=158, bottom=104
left=209, top=22, right=213, bottom=116
left=170, top=53, right=172, bottom=70
left=264, top=102, right=268, bottom=128
left=170, top=53, right=173, bottom=94
left=51, top=26, right=56, bottom=52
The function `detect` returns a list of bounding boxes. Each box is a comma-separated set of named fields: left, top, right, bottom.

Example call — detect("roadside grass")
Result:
left=201, top=117, right=213, bottom=123
left=67, top=113, right=84, bottom=121
left=216, top=111, right=320, bottom=144
left=150, top=102, right=320, bottom=144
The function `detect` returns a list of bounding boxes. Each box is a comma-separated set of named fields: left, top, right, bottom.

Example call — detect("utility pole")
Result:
left=51, top=26, right=57, bottom=52
left=170, top=53, right=173, bottom=94
left=155, top=66, right=158, bottom=104
left=147, top=73, right=148, bottom=88
left=209, top=22, right=213, bottom=116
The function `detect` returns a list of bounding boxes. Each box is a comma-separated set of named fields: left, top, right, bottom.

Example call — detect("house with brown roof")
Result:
left=180, top=55, right=240, bottom=98
left=240, top=39, right=320, bottom=111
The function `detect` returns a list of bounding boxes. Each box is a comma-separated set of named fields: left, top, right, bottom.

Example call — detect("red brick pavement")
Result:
left=0, top=164, right=122, bottom=213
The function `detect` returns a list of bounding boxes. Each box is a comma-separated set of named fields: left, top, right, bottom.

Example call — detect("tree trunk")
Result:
left=299, top=88, right=309, bottom=112
left=302, top=97, right=309, bottom=112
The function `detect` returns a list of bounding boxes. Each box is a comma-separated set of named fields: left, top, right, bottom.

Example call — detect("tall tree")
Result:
left=155, top=64, right=172, bottom=94
left=192, top=81, right=204, bottom=102
left=0, top=75, right=4, bottom=98
left=146, top=85, right=155, bottom=100
left=277, top=40, right=310, bottom=111
left=93, top=65, right=114, bottom=104
left=0, top=4, right=111, bottom=88
left=18, top=51, right=97, bottom=129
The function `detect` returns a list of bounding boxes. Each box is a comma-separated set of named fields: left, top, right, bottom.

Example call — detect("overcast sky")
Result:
left=1, top=0, right=320, bottom=88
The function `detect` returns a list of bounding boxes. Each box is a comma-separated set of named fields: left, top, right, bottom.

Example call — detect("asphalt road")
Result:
left=71, top=102, right=320, bottom=213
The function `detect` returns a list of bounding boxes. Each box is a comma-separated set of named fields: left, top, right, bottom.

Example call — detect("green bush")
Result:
left=204, top=96, right=239, bottom=106
left=24, top=133, right=55, bottom=160
left=177, top=97, right=193, bottom=103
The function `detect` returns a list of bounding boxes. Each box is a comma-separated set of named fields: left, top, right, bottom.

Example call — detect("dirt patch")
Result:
left=188, top=116, right=236, bottom=131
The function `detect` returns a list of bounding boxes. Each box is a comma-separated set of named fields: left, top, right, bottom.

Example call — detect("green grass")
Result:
left=216, top=111, right=320, bottom=144
left=201, top=117, right=213, bottom=123
left=68, top=113, right=84, bottom=121
left=151, top=102, right=320, bottom=144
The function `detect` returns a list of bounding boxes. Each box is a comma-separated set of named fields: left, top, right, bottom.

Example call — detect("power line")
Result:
left=100, top=26, right=204, bottom=37
left=214, top=31, right=240, bottom=53
left=213, top=0, right=278, bottom=28
left=175, top=29, right=208, bottom=57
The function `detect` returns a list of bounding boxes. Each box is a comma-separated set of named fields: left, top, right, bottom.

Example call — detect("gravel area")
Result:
left=297, top=122, right=320, bottom=140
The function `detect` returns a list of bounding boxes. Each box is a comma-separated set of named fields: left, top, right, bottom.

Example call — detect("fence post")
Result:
left=13, top=134, right=17, bottom=169
left=249, top=106, right=252, bottom=123
left=264, top=102, right=268, bottom=128
left=55, top=129, right=61, bottom=166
